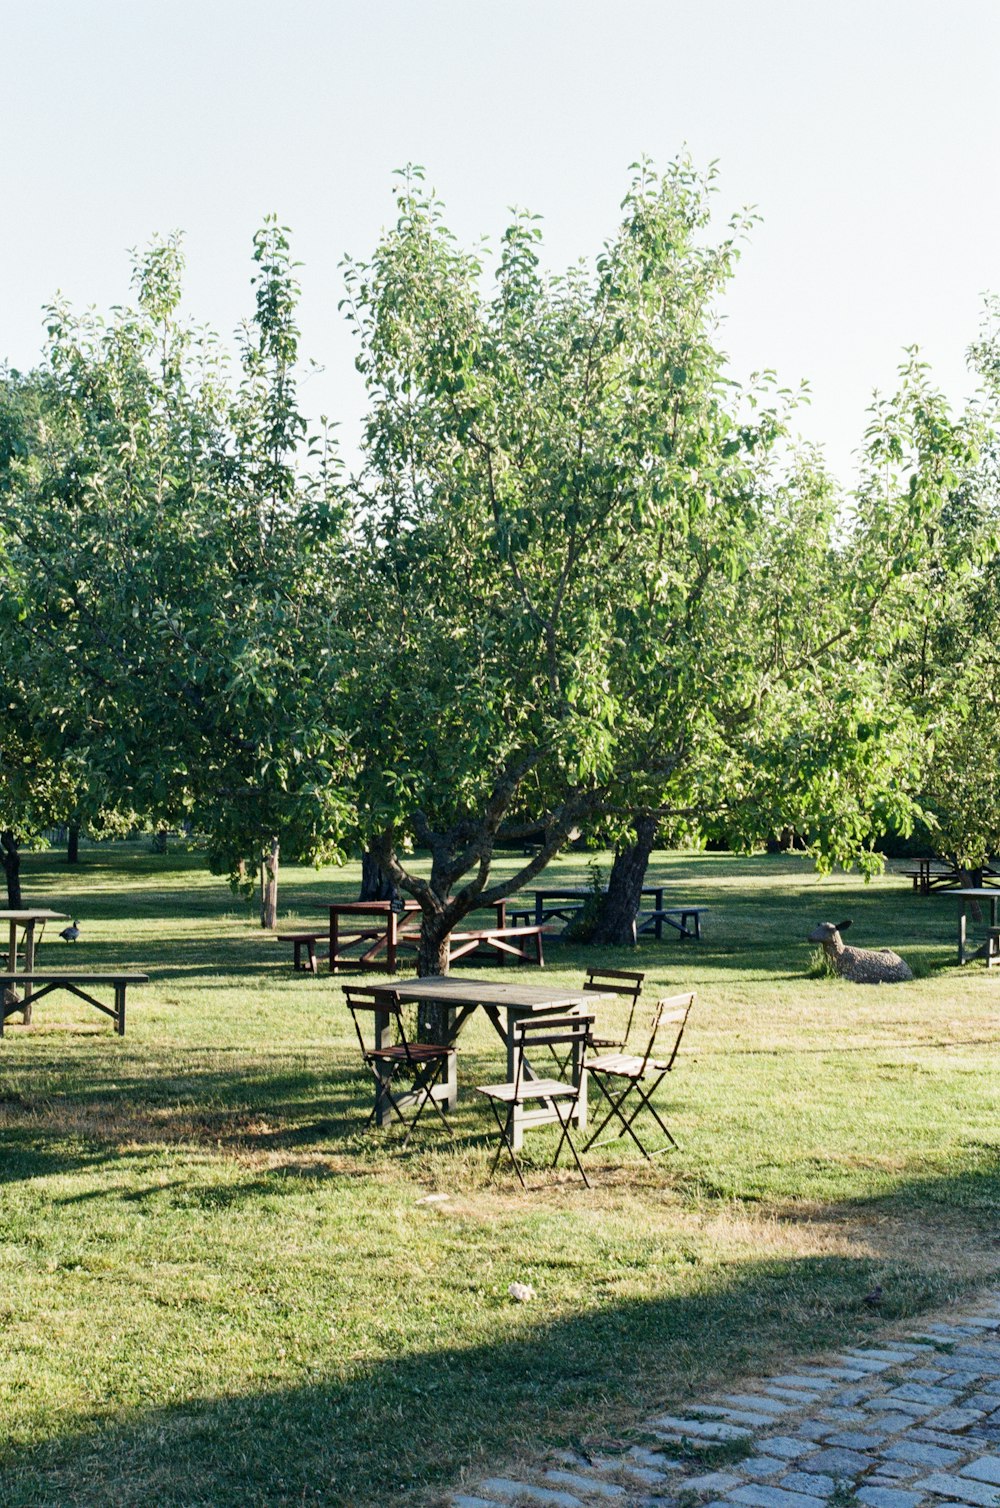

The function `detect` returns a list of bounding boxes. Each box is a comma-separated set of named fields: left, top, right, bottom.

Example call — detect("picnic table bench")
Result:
left=0, top=972, right=148, bottom=1035
left=637, top=906, right=706, bottom=941
left=276, top=931, right=326, bottom=973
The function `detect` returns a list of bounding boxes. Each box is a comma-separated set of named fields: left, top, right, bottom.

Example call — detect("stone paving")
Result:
left=450, top=1290, right=1000, bottom=1508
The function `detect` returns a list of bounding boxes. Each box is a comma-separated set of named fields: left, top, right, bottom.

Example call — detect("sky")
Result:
left=4, top=0, right=1000, bottom=483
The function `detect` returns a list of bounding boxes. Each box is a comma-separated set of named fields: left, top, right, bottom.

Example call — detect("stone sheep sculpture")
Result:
left=808, top=919, right=913, bottom=984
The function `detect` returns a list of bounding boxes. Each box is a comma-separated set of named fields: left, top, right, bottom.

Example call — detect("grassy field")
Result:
left=1, top=843, right=999, bottom=1507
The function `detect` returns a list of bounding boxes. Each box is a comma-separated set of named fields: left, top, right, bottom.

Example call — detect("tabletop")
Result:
left=943, top=889, right=1000, bottom=900
left=370, top=975, right=612, bottom=1011
left=0, top=909, right=68, bottom=922
left=328, top=899, right=421, bottom=912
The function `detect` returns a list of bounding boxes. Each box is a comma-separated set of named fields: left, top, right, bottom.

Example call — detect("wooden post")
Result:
left=387, top=907, right=398, bottom=975
left=959, top=906, right=967, bottom=966
left=374, top=1003, right=394, bottom=1126
left=116, top=983, right=126, bottom=1035
left=328, top=908, right=339, bottom=974
left=22, top=920, right=34, bottom=1025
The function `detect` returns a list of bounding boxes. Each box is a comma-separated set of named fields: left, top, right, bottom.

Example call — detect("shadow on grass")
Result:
left=0, top=1203, right=998, bottom=1508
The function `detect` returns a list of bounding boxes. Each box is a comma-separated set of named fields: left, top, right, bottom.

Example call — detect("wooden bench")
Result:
left=637, top=907, right=706, bottom=941
left=0, top=972, right=148, bottom=1036
left=447, top=924, right=545, bottom=967
left=276, top=931, right=326, bottom=973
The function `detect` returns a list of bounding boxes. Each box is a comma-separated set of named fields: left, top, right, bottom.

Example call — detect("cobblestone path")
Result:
left=450, top=1290, right=1000, bottom=1508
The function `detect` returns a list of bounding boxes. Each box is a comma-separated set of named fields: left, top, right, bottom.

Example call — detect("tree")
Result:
left=339, top=160, right=936, bottom=985
left=1, top=231, right=354, bottom=927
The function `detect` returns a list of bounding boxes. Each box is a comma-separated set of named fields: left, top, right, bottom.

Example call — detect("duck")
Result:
left=59, top=920, right=81, bottom=943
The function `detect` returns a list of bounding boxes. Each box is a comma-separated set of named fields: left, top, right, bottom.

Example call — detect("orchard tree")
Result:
left=2, top=230, right=353, bottom=926
left=340, top=160, right=938, bottom=981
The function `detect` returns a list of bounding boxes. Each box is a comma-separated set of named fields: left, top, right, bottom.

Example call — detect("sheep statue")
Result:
left=808, top=919, right=913, bottom=984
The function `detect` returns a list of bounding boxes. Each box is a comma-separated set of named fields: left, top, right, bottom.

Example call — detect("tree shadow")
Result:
left=2, top=1170, right=999, bottom=1508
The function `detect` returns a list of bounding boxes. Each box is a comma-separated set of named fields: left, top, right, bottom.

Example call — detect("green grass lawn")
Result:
left=2, top=843, right=999, bottom=1506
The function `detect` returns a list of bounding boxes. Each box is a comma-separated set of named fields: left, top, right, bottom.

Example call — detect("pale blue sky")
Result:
left=5, top=0, right=1000, bottom=480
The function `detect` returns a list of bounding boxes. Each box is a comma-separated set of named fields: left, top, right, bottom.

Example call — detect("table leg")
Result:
left=387, top=909, right=398, bottom=975
left=959, top=904, right=968, bottom=966
left=22, top=921, right=34, bottom=1025
left=535, top=893, right=544, bottom=927
left=329, top=910, right=339, bottom=974
left=654, top=888, right=664, bottom=942
left=374, top=1006, right=394, bottom=1126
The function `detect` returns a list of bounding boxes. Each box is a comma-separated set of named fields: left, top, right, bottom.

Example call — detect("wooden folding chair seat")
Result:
left=583, top=992, right=694, bottom=1160
left=476, top=1014, right=595, bottom=1189
left=343, top=986, right=455, bottom=1149
left=583, top=966, right=645, bottom=1050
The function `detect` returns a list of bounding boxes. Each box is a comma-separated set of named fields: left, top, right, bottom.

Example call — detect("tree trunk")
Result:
left=359, top=848, right=398, bottom=902
left=259, top=837, right=279, bottom=929
left=590, top=815, right=658, bottom=946
left=416, top=910, right=452, bottom=1041
left=1, top=830, right=22, bottom=909
left=67, top=825, right=80, bottom=864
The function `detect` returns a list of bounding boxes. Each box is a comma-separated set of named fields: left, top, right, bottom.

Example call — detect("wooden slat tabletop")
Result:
left=369, top=975, right=612, bottom=1011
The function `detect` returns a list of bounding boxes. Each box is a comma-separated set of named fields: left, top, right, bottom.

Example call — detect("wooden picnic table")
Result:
left=367, top=976, right=614, bottom=1148
left=520, top=886, right=703, bottom=941
left=0, top=908, right=67, bottom=1024
left=527, top=885, right=667, bottom=927
left=943, top=888, right=1000, bottom=965
left=901, top=858, right=1000, bottom=896
left=327, top=898, right=510, bottom=974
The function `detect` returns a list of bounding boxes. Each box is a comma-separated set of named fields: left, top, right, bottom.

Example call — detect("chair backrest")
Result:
left=342, top=986, right=411, bottom=1061
left=583, top=967, right=645, bottom=1044
left=511, top=1013, right=595, bottom=1097
left=638, top=992, right=695, bottom=1074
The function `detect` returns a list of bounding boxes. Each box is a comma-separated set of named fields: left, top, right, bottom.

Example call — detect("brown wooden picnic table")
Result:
left=326, top=898, right=534, bottom=973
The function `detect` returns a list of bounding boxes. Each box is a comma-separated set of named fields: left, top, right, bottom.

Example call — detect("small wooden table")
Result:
left=367, top=976, right=614, bottom=1148
left=0, top=909, right=67, bottom=1024
left=945, top=889, right=1000, bottom=965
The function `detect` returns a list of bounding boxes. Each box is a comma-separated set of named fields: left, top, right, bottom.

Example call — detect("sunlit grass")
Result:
left=1, top=841, right=999, bottom=1506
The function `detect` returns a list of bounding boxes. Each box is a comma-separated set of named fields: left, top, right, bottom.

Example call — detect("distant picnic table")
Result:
left=273, top=898, right=544, bottom=975
left=514, top=886, right=705, bottom=942
left=901, top=858, right=1000, bottom=896
left=940, top=887, right=1000, bottom=967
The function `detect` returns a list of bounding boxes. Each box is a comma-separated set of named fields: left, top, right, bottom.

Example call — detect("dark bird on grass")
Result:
left=59, top=921, right=80, bottom=943
left=863, top=1284, right=883, bottom=1309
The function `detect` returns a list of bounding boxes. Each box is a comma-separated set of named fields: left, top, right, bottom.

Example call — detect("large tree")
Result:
left=340, top=160, right=934, bottom=980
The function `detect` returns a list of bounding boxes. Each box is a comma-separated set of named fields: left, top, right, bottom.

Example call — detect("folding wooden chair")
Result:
left=583, top=966, right=645, bottom=1049
left=583, top=992, right=694, bottom=1159
left=343, top=986, right=455, bottom=1149
left=476, top=1014, right=595, bottom=1189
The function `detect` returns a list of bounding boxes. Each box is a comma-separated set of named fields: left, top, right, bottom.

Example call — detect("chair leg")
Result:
left=584, top=1072, right=678, bottom=1160
left=582, top=1074, right=634, bottom=1149
left=550, top=1099, right=591, bottom=1188
left=399, top=1058, right=455, bottom=1150
left=486, top=1100, right=526, bottom=1188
